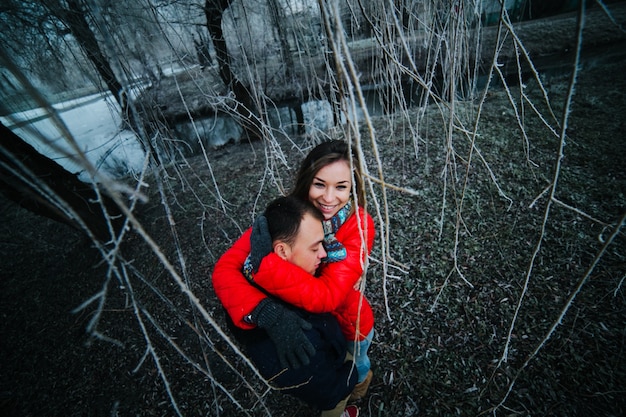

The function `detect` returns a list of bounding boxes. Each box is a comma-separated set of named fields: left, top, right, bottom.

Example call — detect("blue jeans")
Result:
left=347, top=329, right=374, bottom=383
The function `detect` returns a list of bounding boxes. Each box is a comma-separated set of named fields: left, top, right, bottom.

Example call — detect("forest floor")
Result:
left=2, top=43, right=626, bottom=417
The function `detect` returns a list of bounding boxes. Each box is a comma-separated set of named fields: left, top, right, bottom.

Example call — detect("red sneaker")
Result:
left=341, top=405, right=359, bottom=417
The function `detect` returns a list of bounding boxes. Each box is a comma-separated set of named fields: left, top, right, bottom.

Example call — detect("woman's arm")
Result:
left=251, top=209, right=375, bottom=312
left=213, top=228, right=319, bottom=368
left=211, top=229, right=267, bottom=329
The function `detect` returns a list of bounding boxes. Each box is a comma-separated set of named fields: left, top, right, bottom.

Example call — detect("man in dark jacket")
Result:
left=220, top=196, right=358, bottom=415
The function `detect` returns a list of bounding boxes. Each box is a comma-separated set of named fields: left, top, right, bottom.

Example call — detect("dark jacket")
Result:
left=227, top=307, right=357, bottom=410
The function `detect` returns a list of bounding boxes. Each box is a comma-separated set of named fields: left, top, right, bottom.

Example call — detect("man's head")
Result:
left=264, top=196, right=326, bottom=275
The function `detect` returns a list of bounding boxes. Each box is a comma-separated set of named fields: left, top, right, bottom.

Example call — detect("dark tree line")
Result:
left=2, top=0, right=623, bottom=240
left=0, top=0, right=269, bottom=234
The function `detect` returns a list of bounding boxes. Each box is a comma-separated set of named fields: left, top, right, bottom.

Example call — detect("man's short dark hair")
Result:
left=264, top=196, right=323, bottom=246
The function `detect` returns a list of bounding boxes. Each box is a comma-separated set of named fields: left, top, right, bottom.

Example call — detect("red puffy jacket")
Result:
left=212, top=207, right=375, bottom=341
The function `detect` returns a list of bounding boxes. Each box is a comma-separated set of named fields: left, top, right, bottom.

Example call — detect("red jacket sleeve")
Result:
left=250, top=208, right=375, bottom=313
left=211, top=228, right=267, bottom=329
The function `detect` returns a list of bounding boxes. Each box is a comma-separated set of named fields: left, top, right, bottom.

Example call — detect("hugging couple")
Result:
left=213, top=140, right=375, bottom=417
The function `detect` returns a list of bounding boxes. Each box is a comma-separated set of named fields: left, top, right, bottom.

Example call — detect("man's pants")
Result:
left=229, top=309, right=358, bottom=410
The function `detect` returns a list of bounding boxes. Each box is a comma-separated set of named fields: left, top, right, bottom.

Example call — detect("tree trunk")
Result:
left=47, top=0, right=125, bottom=108
left=268, top=0, right=306, bottom=134
left=0, top=122, right=124, bottom=242
left=204, top=0, right=264, bottom=139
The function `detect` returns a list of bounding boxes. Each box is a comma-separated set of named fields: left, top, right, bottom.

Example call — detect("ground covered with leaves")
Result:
left=2, top=47, right=626, bottom=417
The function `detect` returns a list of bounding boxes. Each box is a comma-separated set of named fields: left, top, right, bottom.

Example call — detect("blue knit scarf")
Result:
left=322, top=201, right=352, bottom=263
left=243, top=255, right=255, bottom=282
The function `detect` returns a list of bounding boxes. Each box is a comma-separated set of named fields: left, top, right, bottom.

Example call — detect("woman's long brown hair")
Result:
left=290, top=140, right=365, bottom=206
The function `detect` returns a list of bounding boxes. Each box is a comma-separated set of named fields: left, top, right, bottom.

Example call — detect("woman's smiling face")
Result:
left=308, top=160, right=352, bottom=220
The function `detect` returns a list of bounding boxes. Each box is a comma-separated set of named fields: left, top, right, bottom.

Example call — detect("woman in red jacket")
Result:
left=212, top=140, right=376, bottom=409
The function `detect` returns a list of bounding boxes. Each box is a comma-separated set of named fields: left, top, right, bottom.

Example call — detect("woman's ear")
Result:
left=273, top=241, right=290, bottom=260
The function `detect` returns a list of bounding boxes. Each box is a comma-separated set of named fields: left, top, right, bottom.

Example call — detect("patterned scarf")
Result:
left=242, top=255, right=255, bottom=282
left=322, top=201, right=352, bottom=263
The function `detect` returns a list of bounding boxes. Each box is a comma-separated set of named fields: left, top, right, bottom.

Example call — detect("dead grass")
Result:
left=1, top=54, right=625, bottom=417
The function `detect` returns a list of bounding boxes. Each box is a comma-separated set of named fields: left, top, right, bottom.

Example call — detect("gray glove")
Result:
left=249, top=214, right=272, bottom=272
left=251, top=298, right=316, bottom=369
